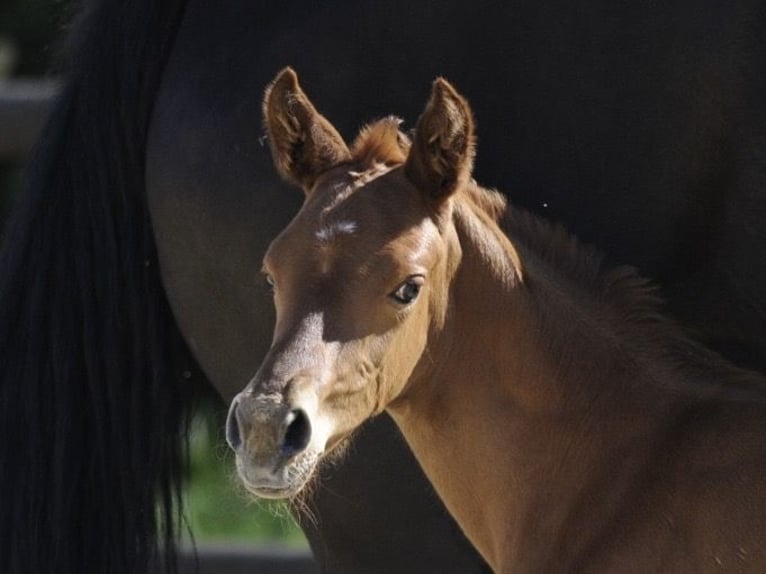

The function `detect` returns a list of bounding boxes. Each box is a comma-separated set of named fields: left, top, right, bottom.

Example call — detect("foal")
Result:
left=227, top=68, right=766, bottom=572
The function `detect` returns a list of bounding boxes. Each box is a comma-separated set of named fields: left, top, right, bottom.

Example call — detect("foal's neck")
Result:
left=387, top=192, right=704, bottom=571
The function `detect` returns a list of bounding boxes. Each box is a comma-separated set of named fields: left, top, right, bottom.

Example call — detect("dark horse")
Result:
left=2, top=0, right=766, bottom=572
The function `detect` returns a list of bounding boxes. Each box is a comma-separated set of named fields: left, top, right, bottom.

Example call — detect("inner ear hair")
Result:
left=263, top=67, right=351, bottom=191
left=405, top=78, right=476, bottom=202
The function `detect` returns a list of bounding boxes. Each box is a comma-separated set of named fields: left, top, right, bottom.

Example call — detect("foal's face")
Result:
left=226, top=68, right=474, bottom=498
left=231, top=166, right=449, bottom=497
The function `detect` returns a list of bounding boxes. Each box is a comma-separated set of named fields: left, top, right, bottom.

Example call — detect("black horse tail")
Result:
left=0, top=0, right=193, bottom=572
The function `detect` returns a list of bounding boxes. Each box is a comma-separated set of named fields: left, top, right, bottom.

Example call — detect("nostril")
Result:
left=225, top=401, right=242, bottom=451
left=282, top=409, right=311, bottom=457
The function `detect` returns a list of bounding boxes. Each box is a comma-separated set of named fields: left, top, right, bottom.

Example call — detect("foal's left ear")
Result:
left=404, top=78, right=476, bottom=202
left=263, top=67, right=351, bottom=191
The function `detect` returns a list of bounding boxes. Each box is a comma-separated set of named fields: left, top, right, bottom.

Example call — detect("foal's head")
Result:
left=227, top=68, right=476, bottom=498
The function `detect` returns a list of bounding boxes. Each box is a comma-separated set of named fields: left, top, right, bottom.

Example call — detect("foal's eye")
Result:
left=390, top=277, right=424, bottom=305
left=263, top=274, right=276, bottom=291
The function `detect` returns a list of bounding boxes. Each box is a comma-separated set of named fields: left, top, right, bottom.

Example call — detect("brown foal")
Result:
left=226, top=68, right=766, bottom=572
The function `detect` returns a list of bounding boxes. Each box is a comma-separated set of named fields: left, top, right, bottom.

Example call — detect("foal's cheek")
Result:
left=385, top=302, right=432, bottom=395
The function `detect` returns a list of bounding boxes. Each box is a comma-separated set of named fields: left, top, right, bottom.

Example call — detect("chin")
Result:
left=236, top=448, right=320, bottom=500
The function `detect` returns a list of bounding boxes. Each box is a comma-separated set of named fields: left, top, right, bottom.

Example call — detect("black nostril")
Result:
left=282, top=409, right=311, bottom=457
left=226, top=401, right=242, bottom=451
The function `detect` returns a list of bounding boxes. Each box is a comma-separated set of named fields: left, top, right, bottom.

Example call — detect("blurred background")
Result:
left=0, top=0, right=306, bottom=551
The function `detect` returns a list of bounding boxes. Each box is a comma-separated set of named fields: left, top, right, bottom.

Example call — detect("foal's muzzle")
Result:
left=225, top=392, right=314, bottom=497
left=226, top=397, right=311, bottom=455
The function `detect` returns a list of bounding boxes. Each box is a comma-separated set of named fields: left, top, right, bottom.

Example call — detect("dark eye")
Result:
left=264, top=273, right=275, bottom=291
left=390, top=277, right=423, bottom=305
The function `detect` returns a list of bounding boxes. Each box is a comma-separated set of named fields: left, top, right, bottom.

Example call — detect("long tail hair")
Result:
left=0, top=0, right=193, bottom=572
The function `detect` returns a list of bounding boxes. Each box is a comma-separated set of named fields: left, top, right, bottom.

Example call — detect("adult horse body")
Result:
left=230, top=68, right=766, bottom=573
left=2, top=0, right=766, bottom=572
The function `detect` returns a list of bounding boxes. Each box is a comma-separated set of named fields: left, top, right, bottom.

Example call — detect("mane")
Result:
left=349, top=116, right=411, bottom=166
left=462, top=184, right=763, bottom=390
left=453, top=183, right=659, bottom=321
left=504, top=201, right=663, bottom=321
left=0, top=1, right=193, bottom=573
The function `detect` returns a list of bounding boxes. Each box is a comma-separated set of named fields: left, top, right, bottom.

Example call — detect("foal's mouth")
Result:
left=241, top=482, right=299, bottom=500
left=235, top=449, right=319, bottom=500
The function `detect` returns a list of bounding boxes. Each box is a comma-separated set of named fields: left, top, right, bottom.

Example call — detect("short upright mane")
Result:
left=507, top=203, right=663, bottom=320
left=349, top=116, right=410, bottom=166
left=461, top=182, right=665, bottom=329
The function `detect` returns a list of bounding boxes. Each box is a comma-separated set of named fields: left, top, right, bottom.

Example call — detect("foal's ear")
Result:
left=263, top=68, right=351, bottom=191
left=404, top=78, right=476, bottom=202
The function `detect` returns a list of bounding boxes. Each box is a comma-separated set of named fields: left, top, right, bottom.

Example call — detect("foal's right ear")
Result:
left=263, top=68, right=351, bottom=191
left=404, top=78, right=476, bottom=203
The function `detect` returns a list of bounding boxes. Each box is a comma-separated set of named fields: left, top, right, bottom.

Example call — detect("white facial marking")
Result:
left=315, top=220, right=358, bottom=243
